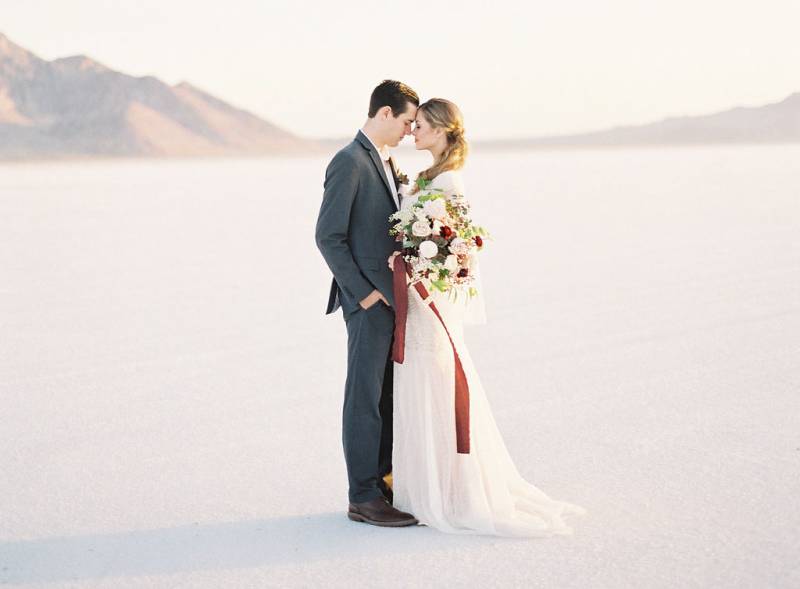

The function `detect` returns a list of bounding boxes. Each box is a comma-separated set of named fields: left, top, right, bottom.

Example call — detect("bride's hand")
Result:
left=387, top=251, right=401, bottom=270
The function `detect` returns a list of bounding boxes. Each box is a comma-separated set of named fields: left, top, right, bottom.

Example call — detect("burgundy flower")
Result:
left=440, top=225, right=454, bottom=239
left=457, top=268, right=469, bottom=278
left=474, top=235, right=483, bottom=247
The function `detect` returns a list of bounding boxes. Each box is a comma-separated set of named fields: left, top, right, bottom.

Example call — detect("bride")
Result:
left=389, top=98, right=587, bottom=537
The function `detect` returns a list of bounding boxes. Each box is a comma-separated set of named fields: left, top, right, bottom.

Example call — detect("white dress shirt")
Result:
left=359, top=129, right=399, bottom=209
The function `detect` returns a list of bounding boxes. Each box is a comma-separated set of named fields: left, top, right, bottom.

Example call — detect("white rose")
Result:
left=412, top=257, right=431, bottom=273
left=419, top=240, right=439, bottom=258
left=422, top=198, right=447, bottom=219
left=448, top=237, right=469, bottom=255
left=431, top=219, right=443, bottom=235
left=397, top=209, right=414, bottom=225
left=411, top=220, right=432, bottom=237
left=444, top=254, right=458, bottom=271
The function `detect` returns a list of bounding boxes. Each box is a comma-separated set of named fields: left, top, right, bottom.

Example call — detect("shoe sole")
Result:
left=347, top=512, right=418, bottom=527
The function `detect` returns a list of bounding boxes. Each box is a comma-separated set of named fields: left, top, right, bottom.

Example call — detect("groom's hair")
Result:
left=368, top=80, right=419, bottom=118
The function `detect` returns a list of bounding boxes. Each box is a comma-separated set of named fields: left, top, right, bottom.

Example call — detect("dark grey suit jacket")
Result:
left=315, top=130, right=401, bottom=315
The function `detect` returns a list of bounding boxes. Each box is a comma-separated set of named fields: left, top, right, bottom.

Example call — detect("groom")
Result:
left=315, top=80, right=419, bottom=527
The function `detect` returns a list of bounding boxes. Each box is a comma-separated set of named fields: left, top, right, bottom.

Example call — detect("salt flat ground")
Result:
left=1, top=146, right=798, bottom=588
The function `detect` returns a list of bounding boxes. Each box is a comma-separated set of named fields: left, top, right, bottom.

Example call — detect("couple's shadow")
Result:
left=1, top=511, right=495, bottom=584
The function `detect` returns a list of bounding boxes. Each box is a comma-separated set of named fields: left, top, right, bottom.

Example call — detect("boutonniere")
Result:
left=389, top=156, right=409, bottom=185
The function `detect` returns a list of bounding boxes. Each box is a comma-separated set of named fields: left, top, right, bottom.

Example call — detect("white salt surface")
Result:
left=1, top=146, right=799, bottom=588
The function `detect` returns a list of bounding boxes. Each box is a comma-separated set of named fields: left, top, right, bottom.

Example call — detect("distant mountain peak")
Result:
left=0, top=31, right=42, bottom=68
left=173, top=80, right=210, bottom=97
left=51, top=54, right=111, bottom=73
left=779, top=92, right=800, bottom=105
left=0, top=31, right=26, bottom=53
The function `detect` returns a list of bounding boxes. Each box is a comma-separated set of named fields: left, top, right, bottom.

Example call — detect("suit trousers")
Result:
left=342, top=301, right=395, bottom=504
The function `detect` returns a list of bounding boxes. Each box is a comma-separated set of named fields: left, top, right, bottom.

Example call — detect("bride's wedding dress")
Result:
left=392, top=170, right=587, bottom=537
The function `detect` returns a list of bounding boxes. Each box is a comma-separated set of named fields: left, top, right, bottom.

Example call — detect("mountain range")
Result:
left=2, top=31, right=799, bottom=160
left=0, top=32, right=314, bottom=159
left=478, top=92, right=800, bottom=150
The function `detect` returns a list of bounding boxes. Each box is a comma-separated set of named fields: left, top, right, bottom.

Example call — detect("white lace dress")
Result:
left=392, top=170, right=587, bottom=537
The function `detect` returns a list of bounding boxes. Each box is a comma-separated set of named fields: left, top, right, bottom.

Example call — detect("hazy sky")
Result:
left=4, top=0, right=800, bottom=140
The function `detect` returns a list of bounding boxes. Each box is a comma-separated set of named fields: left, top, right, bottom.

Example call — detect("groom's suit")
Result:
left=315, top=130, right=401, bottom=504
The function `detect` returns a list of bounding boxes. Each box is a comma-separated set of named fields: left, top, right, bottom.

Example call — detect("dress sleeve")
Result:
left=437, top=171, right=487, bottom=325
left=463, top=255, right=488, bottom=325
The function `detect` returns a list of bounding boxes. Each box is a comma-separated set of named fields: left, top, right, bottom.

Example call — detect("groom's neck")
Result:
left=360, top=122, right=387, bottom=151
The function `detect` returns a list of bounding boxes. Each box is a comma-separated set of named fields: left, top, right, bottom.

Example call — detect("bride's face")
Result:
left=412, top=113, right=445, bottom=152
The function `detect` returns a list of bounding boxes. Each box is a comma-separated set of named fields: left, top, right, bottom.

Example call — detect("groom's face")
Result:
left=384, top=102, right=417, bottom=147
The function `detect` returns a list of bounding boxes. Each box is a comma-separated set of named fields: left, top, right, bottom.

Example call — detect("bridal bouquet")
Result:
left=389, top=178, right=489, bottom=297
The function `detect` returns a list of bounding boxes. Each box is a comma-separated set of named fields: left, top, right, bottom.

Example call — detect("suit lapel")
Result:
left=387, top=156, right=399, bottom=189
left=356, top=131, right=398, bottom=211
left=388, top=156, right=404, bottom=206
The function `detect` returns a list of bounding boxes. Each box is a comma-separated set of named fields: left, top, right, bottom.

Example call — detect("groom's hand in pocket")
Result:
left=360, top=289, right=390, bottom=310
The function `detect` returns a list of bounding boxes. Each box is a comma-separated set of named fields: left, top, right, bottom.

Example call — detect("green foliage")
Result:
left=417, top=191, right=445, bottom=204
left=430, top=279, right=448, bottom=292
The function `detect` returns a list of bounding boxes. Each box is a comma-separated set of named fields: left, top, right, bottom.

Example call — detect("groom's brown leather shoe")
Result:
left=348, top=497, right=418, bottom=527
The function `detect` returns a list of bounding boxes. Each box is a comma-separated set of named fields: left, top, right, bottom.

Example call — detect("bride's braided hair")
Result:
left=412, top=98, right=469, bottom=193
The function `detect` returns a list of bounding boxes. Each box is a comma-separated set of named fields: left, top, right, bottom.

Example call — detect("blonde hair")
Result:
left=412, top=98, right=468, bottom=193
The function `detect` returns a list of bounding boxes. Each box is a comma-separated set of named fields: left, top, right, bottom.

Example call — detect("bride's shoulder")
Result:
left=430, top=169, right=465, bottom=193
left=431, top=169, right=461, bottom=182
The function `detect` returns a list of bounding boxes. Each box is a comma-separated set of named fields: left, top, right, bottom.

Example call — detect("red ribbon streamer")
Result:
left=392, top=255, right=471, bottom=454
